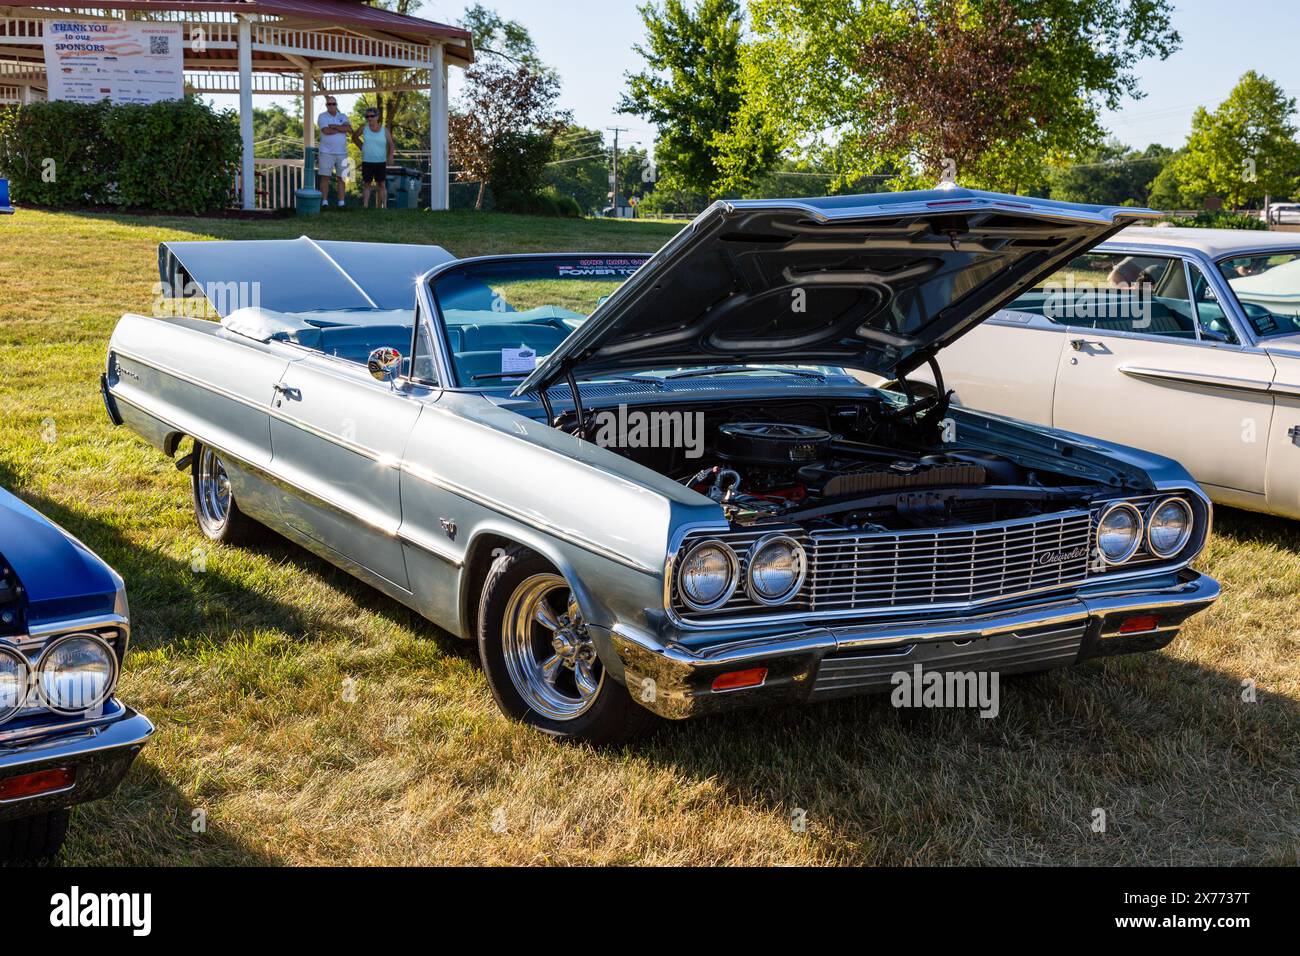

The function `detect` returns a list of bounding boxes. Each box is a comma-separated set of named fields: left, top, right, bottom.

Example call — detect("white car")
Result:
left=909, top=226, right=1300, bottom=520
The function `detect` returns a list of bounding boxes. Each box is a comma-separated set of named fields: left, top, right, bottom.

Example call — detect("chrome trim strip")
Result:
left=0, top=699, right=129, bottom=746
left=1118, top=364, right=1275, bottom=395
left=400, top=460, right=660, bottom=575
left=114, top=346, right=398, bottom=467
left=620, top=572, right=1219, bottom=667
left=111, top=387, right=654, bottom=575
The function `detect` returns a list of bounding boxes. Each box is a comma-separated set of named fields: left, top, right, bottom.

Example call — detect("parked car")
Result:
left=103, top=193, right=1219, bottom=745
left=909, top=226, right=1300, bottom=520
left=1264, top=203, right=1300, bottom=225
left=0, top=486, right=153, bottom=860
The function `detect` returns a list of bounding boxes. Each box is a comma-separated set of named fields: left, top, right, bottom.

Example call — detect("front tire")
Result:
left=477, top=547, right=657, bottom=745
left=190, top=442, right=260, bottom=544
left=0, top=809, right=70, bottom=861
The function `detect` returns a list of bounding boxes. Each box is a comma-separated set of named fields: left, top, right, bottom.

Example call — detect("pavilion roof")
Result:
left=0, top=1, right=475, bottom=67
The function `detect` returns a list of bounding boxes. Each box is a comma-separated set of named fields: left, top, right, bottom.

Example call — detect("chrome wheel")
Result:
left=196, top=446, right=232, bottom=531
left=501, top=572, right=603, bottom=721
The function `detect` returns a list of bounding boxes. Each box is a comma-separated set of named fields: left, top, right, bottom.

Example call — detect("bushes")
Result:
left=1160, top=210, right=1267, bottom=230
left=0, top=98, right=240, bottom=213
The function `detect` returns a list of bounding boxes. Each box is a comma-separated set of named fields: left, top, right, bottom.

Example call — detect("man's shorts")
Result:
left=319, top=152, right=348, bottom=178
left=361, top=161, right=387, bottom=185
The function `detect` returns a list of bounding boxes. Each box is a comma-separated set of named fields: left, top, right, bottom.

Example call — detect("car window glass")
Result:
left=411, top=306, right=440, bottom=386
left=1005, top=252, right=1197, bottom=339
left=1217, top=250, right=1300, bottom=339
left=1187, top=262, right=1239, bottom=345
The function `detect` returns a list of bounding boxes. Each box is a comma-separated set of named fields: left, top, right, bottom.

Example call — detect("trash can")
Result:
left=295, top=147, right=323, bottom=216
left=385, top=166, right=422, bottom=209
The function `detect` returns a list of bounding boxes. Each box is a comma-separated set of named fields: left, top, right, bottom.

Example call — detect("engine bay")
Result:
left=557, top=394, right=1107, bottom=533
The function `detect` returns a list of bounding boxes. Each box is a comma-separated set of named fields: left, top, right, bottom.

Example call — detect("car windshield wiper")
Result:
left=664, top=365, right=826, bottom=381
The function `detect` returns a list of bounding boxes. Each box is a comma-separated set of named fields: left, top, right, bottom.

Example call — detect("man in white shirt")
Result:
left=317, top=97, right=351, bottom=208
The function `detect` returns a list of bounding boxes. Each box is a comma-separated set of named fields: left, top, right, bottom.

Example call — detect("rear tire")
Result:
left=0, top=809, right=70, bottom=861
left=477, top=546, right=657, bottom=746
left=190, top=442, right=260, bottom=544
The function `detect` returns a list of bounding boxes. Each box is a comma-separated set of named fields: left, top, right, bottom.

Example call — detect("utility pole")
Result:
left=608, top=127, right=628, bottom=217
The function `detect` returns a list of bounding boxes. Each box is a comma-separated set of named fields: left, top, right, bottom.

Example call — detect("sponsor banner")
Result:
left=43, top=20, right=183, bottom=105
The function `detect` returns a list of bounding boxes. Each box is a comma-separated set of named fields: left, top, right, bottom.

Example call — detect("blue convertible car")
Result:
left=0, top=486, right=152, bottom=860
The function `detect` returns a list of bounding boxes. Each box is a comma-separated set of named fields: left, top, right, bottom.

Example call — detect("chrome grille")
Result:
left=672, top=509, right=1093, bottom=623
left=807, top=510, right=1092, bottom=613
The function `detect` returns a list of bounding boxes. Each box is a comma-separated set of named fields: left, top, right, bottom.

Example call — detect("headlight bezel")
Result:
left=1097, top=500, right=1144, bottom=565
left=677, top=539, right=740, bottom=612
left=744, top=534, right=808, bottom=606
left=1146, top=495, right=1194, bottom=559
left=0, top=644, right=30, bottom=724
left=34, top=632, right=118, bottom=715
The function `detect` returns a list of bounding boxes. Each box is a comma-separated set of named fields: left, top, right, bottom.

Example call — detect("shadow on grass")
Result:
left=55, top=759, right=278, bottom=867
left=0, top=454, right=468, bottom=662
left=636, top=582, right=1300, bottom=865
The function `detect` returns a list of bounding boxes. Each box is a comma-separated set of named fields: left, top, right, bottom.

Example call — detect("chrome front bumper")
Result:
left=609, top=571, right=1220, bottom=719
left=0, top=704, right=154, bottom=822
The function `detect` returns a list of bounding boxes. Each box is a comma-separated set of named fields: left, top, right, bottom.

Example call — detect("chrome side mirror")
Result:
left=367, top=347, right=402, bottom=383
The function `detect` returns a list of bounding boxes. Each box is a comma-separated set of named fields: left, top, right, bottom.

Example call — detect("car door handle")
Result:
left=1069, top=338, right=1102, bottom=351
left=273, top=383, right=301, bottom=400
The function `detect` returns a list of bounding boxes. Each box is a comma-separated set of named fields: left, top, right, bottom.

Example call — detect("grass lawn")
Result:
left=1, top=206, right=1298, bottom=866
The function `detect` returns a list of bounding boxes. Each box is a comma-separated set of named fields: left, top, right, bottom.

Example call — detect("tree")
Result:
left=449, top=60, right=569, bottom=208
left=718, top=0, right=1180, bottom=193
left=252, top=103, right=303, bottom=156
left=544, top=125, right=609, bottom=214
left=620, top=0, right=776, bottom=197
left=1048, top=141, right=1172, bottom=206
left=458, top=2, right=544, bottom=68
left=1174, top=71, right=1300, bottom=209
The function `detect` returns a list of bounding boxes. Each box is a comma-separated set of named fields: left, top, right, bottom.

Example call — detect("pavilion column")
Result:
left=302, top=70, right=315, bottom=153
left=428, top=41, right=448, bottom=211
left=237, top=15, right=255, bottom=210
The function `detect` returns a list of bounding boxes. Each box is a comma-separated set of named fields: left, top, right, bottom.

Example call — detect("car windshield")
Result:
left=429, top=256, right=646, bottom=386
left=428, top=256, right=854, bottom=388
left=1217, top=250, right=1300, bottom=339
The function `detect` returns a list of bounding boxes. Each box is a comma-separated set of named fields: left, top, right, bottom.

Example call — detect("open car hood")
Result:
left=512, top=189, right=1158, bottom=395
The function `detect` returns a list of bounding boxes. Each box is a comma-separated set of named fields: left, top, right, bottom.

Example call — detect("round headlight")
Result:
left=0, top=646, right=30, bottom=723
left=36, top=634, right=117, bottom=714
left=1147, top=496, right=1193, bottom=558
left=1097, top=501, right=1143, bottom=564
left=746, top=534, right=807, bottom=605
left=678, top=540, right=738, bottom=611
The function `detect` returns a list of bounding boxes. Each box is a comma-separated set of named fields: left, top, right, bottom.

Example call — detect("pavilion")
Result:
left=0, top=1, right=474, bottom=209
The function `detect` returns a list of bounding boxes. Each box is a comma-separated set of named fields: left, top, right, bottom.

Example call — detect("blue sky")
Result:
left=243, top=0, right=1299, bottom=157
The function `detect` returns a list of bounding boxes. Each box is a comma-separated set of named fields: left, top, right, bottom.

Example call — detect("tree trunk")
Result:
left=476, top=179, right=486, bottom=209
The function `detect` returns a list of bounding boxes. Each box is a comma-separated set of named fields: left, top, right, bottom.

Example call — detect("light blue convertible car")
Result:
left=103, top=189, right=1219, bottom=744
left=0, top=486, right=152, bottom=859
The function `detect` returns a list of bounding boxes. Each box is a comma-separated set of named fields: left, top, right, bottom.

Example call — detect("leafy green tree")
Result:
left=620, top=0, right=776, bottom=197
left=1174, top=71, right=1300, bottom=208
left=544, top=125, right=610, bottom=214
left=252, top=104, right=303, bottom=156
left=718, top=0, right=1180, bottom=193
left=1145, top=149, right=1200, bottom=210
left=458, top=2, right=545, bottom=68
left=1048, top=141, right=1172, bottom=206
